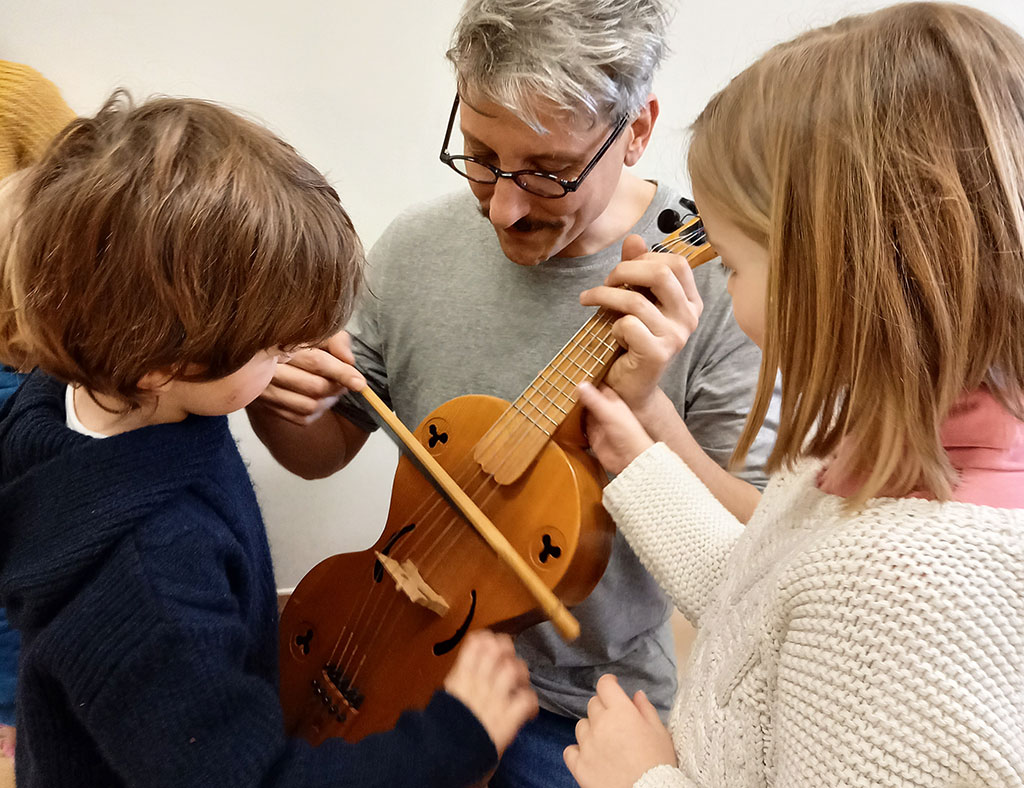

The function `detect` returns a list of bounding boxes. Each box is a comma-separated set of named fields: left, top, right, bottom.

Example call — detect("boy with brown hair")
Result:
left=0, top=93, right=536, bottom=788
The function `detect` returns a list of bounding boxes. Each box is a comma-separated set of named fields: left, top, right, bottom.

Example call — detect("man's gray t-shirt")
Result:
left=335, top=183, right=777, bottom=719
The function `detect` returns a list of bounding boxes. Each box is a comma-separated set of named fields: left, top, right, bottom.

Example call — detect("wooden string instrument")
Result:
left=278, top=210, right=715, bottom=745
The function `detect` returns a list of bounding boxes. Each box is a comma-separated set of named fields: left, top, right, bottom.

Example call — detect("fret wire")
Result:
left=562, top=354, right=592, bottom=376
left=542, top=359, right=587, bottom=404
left=519, top=380, right=570, bottom=424
left=535, top=368, right=574, bottom=399
left=524, top=378, right=570, bottom=414
left=509, top=358, right=589, bottom=444
left=554, top=352, right=600, bottom=392
left=537, top=360, right=577, bottom=395
left=536, top=362, right=584, bottom=427
left=558, top=322, right=617, bottom=384
left=485, top=386, right=549, bottom=450
left=548, top=358, right=589, bottom=390
left=534, top=368, right=581, bottom=426
left=553, top=361, right=593, bottom=398
left=520, top=376, right=577, bottom=417
left=581, top=342, right=617, bottom=376
left=583, top=343, right=616, bottom=369
left=560, top=333, right=611, bottom=372
left=483, top=322, right=649, bottom=455
left=514, top=390, right=560, bottom=427
left=554, top=351, right=605, bottom=393
left=577, top=326, right=614, bottom=364
left=576, top=341, right=606, bottom=366
left=567, top=327, right=613, bottom=371
left=509, top=401, right=553, bottom=435
left=520, top=316, right=612, bottom=417
left=542, top=360, right=582, bottom=390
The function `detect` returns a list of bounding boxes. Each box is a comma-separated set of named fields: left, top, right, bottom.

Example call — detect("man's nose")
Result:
left=485, top=176, right=532, bottom=227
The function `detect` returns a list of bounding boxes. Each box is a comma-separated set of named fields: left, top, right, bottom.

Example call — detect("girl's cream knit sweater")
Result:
left=604, top=443, right=1024, bottom=787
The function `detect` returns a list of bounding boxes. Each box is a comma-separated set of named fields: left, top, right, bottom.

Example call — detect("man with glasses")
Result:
left=249, top=1, right=776, bottom=785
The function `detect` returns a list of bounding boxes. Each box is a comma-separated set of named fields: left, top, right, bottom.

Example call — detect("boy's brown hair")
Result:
left=0, top=91, right=362, bottom=405
left=688, top=2, right=1024, bottom=505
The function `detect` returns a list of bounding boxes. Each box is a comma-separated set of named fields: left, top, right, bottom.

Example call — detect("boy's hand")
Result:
left=579, top=234, right=703, bottom=416
left=443, top=630, right=538, bottom=756
left=252, top=331, right=366, bottom=425
left=563, top=674, right=677, bottom=788
left=576, top=383, right=654, bottom=475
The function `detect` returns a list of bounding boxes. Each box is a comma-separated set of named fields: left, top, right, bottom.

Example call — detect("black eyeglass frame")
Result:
left=438, top=95, right=631, bottom=199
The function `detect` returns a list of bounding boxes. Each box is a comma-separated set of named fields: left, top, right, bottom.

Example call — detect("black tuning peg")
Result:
left=657, top=208, right=682, bottom=233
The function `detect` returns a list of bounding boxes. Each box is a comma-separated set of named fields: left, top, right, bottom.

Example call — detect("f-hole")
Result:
left=433, top=590, right=477, bottom=656
left=373, top=524, right=417, bottom=582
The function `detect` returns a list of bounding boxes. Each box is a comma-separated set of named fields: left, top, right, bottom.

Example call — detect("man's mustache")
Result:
left=477, top=204, right=560, bottom=232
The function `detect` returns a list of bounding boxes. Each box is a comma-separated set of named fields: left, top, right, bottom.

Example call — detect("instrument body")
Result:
left=278, top=213, right=713, bottom=745
left=278, top=394, right=614, bottom=744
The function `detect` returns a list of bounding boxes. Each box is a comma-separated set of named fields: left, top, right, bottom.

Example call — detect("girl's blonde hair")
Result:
left=689, top=2, right=1024, bottom=505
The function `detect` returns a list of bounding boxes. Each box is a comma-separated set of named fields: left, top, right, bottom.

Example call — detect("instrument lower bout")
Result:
left=278, top=393, right=614, bottom=744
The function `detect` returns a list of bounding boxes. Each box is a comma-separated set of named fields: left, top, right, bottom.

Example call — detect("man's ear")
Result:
left=623, top=94, right=659, bottom=167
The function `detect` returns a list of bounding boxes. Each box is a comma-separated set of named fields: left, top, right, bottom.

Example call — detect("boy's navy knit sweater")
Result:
left=0, top=372, right=496, bottom=787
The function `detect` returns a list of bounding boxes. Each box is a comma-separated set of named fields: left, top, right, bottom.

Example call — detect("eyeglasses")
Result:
left=439, top=95, right=630, bottom=199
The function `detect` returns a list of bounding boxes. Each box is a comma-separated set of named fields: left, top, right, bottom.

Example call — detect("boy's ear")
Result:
left=136, top=369, right=176, bottom=393
left=138, top=361, right=206, bottom=392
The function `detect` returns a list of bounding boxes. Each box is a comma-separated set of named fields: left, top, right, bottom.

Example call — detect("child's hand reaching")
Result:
left=576, top=383, right=655, bottom=475
left=563, top=674, right=677, bottom=788
left=443, top=630, right=538, bottom=756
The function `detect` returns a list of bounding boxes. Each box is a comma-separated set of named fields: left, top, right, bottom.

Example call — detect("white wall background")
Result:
left=5, top=0, right=1023, bottom=588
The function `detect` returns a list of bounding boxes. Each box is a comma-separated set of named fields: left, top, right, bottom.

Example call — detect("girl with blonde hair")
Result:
left=564, top=3, right=1024, bottom=786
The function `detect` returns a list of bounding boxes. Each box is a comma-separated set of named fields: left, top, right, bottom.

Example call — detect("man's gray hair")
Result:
left=446, top=0, right=674, bottom=131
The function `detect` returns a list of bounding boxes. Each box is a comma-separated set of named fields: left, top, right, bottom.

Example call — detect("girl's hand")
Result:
left=576, top=383, right=654, bottom=475
left=563, top=674, right=677, bottom=788
left=579, top=234, right=703, bottom=415
left=443, top=630, right=538, bottom=756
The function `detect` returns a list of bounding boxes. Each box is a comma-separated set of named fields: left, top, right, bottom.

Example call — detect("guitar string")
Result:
left=326, top=228, right=707, bottom=690
left=331, top=228, right=705, bottom=687
left=383, top=227, right=710, bottom=587
left=335, top=311, right=622, bottom=688
left=331, top=228, right=706, bottom=688
left=335, top=230, right=709, bottom=692
left=341, top=309, right=624, bottom=690
left=452, top=226, right=707, bottom=484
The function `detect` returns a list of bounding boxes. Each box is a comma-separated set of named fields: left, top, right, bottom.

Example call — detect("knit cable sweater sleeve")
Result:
left=603, top=442, right=744, bottom=627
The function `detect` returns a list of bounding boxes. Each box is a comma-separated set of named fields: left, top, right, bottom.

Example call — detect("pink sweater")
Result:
left=818, top=388, right=1024, bottom=508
